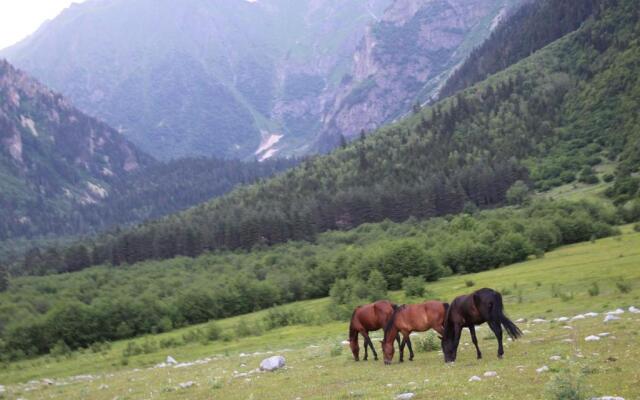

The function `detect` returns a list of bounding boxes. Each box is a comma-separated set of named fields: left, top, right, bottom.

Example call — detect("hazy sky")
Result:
left=0, top=0, right=86, bottom=50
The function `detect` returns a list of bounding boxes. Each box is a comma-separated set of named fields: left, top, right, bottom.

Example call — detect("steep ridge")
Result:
left=1, top=0, right=513, bottom=159
left=0, top=59, right=149, bottom=240
left=21, top=0, right=640, bottom=273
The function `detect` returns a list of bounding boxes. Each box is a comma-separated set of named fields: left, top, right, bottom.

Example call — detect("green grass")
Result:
left=1, top=227, right=639, bottom=399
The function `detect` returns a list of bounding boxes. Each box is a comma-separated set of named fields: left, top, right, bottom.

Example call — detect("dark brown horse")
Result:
left=381, top=300, right=448, bottom=365
left=349, top=300, right=404, bottom=361
left=441, top=288, right=522, bottom=363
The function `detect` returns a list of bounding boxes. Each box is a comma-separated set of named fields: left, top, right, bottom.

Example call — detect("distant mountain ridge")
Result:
left=1, top=0, right=519, bottom=159
left=0, top=59, right=149, bottom=239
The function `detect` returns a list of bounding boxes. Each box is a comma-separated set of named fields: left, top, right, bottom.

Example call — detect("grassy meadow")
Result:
left=0, top=226, right=639, bottom=399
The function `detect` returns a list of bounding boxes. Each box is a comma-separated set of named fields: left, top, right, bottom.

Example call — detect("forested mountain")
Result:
left=0, top=59, right=297, bottom=245
left=20, top=0, right=640, bottom=274
left=0, top=0, right=516, bottom=160
left=0, top=60, right=149, bottom=240
left=438, top=0, right=599, bottom=99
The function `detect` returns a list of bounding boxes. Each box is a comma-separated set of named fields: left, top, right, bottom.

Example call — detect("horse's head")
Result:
left=381, top=339, right=394, bottom=365
left=349, top=338, right=360, bottom=361
left=441, top=333, right=457, bottom=363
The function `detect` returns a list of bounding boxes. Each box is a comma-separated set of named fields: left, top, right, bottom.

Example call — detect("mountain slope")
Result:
left=0, top=59, right=149, bottom=240
left=15, top=0, right=640, bottom=273
left=1, top=0, right=515, bottom=159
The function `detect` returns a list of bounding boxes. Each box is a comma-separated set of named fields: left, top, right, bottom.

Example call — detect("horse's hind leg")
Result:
left=399, top=336, right=406, bottom=363
left=366, top=333, right=379, bottom=361
left=395, top=333, right=401, bottom=350
left=405, top=334, right=414, bottom=361
left=488, top=321, right=504, bottom=359
left=469, top=325, right=482, bottom=359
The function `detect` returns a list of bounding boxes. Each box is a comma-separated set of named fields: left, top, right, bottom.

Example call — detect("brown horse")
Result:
left=441, top=288, right=522, bottom=363
left=349, top=300, right=404, bottom=361
left=381, top=300, right=448, bottom=365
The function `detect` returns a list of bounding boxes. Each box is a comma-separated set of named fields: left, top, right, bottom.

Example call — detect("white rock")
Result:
left=607, top=308, right=624, bottom=315
left=178, top=381, right=195, bottom=389
left=42, top=379, right=55, bottom=385
left=572, top=314, right=586, bottom=320
left=166, top=356, right=177, bottom=365
left=550, top=355, right=562, bottom=361
left=556, top=317, right=569, bottom=322
left=341, top=340, right=350, bottom=345
left=515, top=318, right=527, bottom=323
left=563, top=326, right=574, bottom=330
left=395, top=393, right=415, bottom=400
left=532, top=318, right=547, bottom=323
left=259, top=355, right=286, bottom=372
left=584, top=312, right=599, bottom=317
left=562, top=339, right=574, bottom=343
left=629, top=306, right=640, bottom=314
left=591, top=397, right=625, bottom=400
left=585, top=335, right=601, bottom=342
left=0, top=385, right=5, bottom=393
left=386, top=383, right=394, bottom=387
left=468, top=376, right=482, bottom=382
left=598, top=332, right=611, bottom=337
left=604, top=315, right=621, bottom=322
left=536, top=366, right=549, bottom=373
left=99, top=384, right=109, bottom=390
left=483, top=371, right=498, bottom=377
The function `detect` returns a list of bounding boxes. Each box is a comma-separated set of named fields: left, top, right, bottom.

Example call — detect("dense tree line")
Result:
left=438, top=0, right=600, bottom=100
left=0, top=199, right=621, bottom=359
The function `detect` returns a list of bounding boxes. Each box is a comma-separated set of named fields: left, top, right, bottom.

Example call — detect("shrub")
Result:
left=634, top=223, right=640, bottom=232
left=416, top=332, right=439, bottom=352
left=545, top=373, right=589, bottom=400
left=465, top=280, right=475, bottom=287
left=588, top=282, right=599, bottom=297
left=330, top=343, right=343, bottom=357
left=506, top=180, right=530, bottom=205
left=122, top=341, right=143, bottom=357
left=206, top=323, right=222, bottom=341
left=615, top=280, right=631, bottom=294
left=50, top=340, right=72, bottom=358
left=402, top=276, right=426, bottom=298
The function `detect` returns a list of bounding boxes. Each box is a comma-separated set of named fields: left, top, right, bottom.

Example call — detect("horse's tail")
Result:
left=349, top=307, right=359, bottom=343
left=491, top=292, right=522, bottom=340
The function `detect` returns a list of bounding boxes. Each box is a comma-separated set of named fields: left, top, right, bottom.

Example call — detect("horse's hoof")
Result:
left=384, top=361, right=391, bottom=366
left=477, top=355, right=482, bottom=359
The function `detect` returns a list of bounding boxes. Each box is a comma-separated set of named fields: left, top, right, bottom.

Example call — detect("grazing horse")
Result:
left=381, top=300, right=448, bottom=365
left=349, top=300, right=404, bottom=361
left=441, top=288, right=522, bottom=363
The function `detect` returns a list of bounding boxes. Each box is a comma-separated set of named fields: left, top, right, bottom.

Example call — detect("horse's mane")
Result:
left=442, top=300, right=455, bottom=339
left=383, top=304, right=405, bottom=341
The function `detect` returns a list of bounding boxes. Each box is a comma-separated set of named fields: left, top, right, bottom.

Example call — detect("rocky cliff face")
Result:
left=314, top=0, right=518, bottom=150
left=1, top=0, right=519, bottom=159
left=0, top=59, right=149, bottom=236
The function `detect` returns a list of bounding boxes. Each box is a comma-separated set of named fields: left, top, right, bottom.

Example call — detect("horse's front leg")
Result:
left=405, top=333, right=414, bottom=361
left=468, top=325, right=482, bottom=359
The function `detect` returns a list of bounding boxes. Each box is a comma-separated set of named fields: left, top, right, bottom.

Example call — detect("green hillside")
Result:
left=30, top=0, right=640, bottom=273
left=0, top=226, right=638, bottom=399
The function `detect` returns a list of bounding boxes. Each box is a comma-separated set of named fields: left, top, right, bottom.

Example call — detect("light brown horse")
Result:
left=349, top=300, right=405, bottom=361
left=381, top=300, right=448, bottom=364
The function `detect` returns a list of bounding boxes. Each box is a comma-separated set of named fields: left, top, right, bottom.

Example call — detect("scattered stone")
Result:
left=571, top=314, right=586, bottom=321
left=386, top=383, right=394, bottom=387
left=604, top=315, right=621, bottom=323
left=395, top=393, right=415, bottom=400
left=598, top=332, right=611, bottom=337
left=562, top=339, right=574, bottom=343
left=532, top=318, right=547, bottom=323
left=99, top=384, right=109, bottom=390
left=42, top=379, right=55, bottom=385
left=178, top=381, right=195, bottom=389
left=522, top=330, right=532, bottom=334
left=536, top=366, right=549, bottom=373
left=515, top=318, right=527, bottom=323
left=585, top=335, right=601, bottom=342
left=550, top=355, right=562, bottom=361
left=584, top=312, right=599, bottom=317
left=166, top=356, right=177, bottom=365
left=591, top=397, right=625, bottom=400
left=629, top=306, right=640, bottom=314
left=0, top=385, right=5, bottom=394
left=607, top=309, right=624, bottom=315
left=563, top=326, right=574, bottom=330
left=341, top=340, right=350, bottom=345
left=468, top=376, right=482, bottom=382
left=556, top=317, right=569, bottom=322
left=483, top=371, right=498, bottom=377
left=260, top=356, right=286, bottom=372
